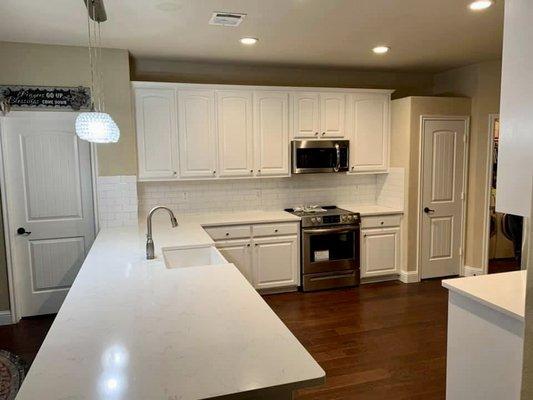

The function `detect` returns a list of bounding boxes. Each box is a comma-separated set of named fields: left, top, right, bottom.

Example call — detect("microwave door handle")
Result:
left=334, top=143, right=340, bottom=172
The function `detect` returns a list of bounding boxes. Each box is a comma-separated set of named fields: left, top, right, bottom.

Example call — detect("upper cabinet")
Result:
left=320, top=93, right=346, bottom=138
left=349, top=93, right=390, bottom=173
left=291, top=92, right=320, bottom=138
left=134, top=88, right=178, bottom=180
left=177, top=89, right=217, bottom=178
left=253, top=91, right=290, bottom=177
left=132, top=83, right=392, bottom=181
left=291, top=92, right=346, bottom=139
left=217, top=91, right=254, bottom=178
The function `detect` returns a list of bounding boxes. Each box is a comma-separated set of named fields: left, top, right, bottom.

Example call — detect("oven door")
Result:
left=302, top=225, right=359, bottom=274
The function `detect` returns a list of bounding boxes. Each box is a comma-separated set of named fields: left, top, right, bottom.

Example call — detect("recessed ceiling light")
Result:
left=469, top=0, right=493, bottom=11
left=372, top=46, right=390, bottom=55
left=240, top=37, right=258, bottom=45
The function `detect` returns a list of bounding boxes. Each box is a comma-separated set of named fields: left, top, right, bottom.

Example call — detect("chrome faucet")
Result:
left=146, top=206, right=178, bottom=260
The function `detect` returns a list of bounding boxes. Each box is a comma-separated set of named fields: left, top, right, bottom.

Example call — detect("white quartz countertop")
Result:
left=442, top=271, right=527, bottom=322
left=16, top=211, right=325, bottom=400
left=337, top=204, right=404, bottom=216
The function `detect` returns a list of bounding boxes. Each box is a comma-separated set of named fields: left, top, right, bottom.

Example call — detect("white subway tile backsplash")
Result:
left=376, top=167, right=405, bottom=210
left=138, top=173, right=390, bottom=217
left=97, top=175, right=139, bottom=228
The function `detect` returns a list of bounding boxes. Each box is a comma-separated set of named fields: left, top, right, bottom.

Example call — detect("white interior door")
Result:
left=2, top=112, right=95, bottom=317
left=420, top=117, right=468, bottom=279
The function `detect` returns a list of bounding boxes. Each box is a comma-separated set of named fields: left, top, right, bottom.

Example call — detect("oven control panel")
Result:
left=306, top=213, right=359, bottom=226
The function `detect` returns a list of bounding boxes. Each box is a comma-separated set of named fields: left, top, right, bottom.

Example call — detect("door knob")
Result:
left=423, top=207, right=435, bottom=214
left=17, top=227, right=31, bottom=235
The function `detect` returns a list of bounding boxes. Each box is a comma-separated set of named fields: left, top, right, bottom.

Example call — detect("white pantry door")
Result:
left=420, top=117, right=468, bottom=279
left=2, top=112, right=95, bottom=318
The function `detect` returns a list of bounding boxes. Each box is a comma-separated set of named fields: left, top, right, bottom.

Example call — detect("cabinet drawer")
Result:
left=204, top=225, right=251, bottom=240
left=252, top=223, right=299, bottom=237
left=361, top=214, right=401, bottom=229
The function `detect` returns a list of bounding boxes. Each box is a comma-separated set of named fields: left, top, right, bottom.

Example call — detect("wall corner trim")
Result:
left=399, top=270, right=420, bottom=283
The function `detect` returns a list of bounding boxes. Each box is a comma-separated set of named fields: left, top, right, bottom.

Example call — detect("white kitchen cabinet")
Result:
left=320, top=93, right=346, bottom=138
left=292, top=92, right=346, bottom=139
left=134, top=88, right=178, bottom=180
left=253, top=91, right=290, bottom=177
left=253, top=235, right=299, bottom=289
left=361, top=227, right=400, bottom=277
left=291, top=92, right=320, bottom=138
left=217, top=90, right=254, bottom=178
left=177, top=89, right=217, bottom=178
left=349, top=93, right=390, bottom=173
left=216, top=239, right=254, bottom=284
left=209, top=222, right=300, bottom=290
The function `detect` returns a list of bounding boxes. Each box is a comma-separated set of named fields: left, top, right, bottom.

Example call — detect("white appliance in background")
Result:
left=1, top=112, right=95, bottom=319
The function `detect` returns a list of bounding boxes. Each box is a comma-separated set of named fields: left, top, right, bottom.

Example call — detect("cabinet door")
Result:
left=320, top=93, right=346, bottom=138
left=350, top=93, right=390, bottom=172
left=177, top=89, right=217, bottom=178
left=361, top=227, right=399, bottom=277
left=253, top=236, right=299, bottom=289
left=253, top=91, right=289, bottom=177
left=134, top=88, right=178, bottom=180
left=216, top=239, right=253, bottom=284
left=291, top=92, right=320, bottom=138
left=217, top=90, right=254, bottom=178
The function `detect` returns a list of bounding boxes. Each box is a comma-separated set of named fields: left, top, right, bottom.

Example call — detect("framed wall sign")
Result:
left=0, top=85, right=91, bottom=114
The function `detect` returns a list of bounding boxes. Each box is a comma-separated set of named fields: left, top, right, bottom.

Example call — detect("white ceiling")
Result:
left=0, top=0, right=504, bottom=72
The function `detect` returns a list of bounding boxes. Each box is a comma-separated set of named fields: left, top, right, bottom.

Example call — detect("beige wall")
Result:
left=0, top=41, right=136, bottom=310
left=391, top=97, right=472, bottom=272
left=0, top=41, right=136, bottom=176
left=434, top=60, right=502, bottom=270
left=131, top=58, right=435, bottom=100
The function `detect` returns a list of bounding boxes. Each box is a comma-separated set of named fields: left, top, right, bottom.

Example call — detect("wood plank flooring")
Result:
left=0, top=279, right=448, bottom=399
left=264, top=279, right=448, bottom=400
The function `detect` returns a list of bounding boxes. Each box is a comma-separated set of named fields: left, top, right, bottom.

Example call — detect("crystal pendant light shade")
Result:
left=76, top=0, right=120, bottom=144
left=75, top=112, right=120, bottom=143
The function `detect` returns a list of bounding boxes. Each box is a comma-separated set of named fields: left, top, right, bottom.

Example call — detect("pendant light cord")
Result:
left=86, top=0, right=105, bottom=113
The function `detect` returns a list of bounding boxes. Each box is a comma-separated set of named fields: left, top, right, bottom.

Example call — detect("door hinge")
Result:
left=460, top=192, right=465, bottom=200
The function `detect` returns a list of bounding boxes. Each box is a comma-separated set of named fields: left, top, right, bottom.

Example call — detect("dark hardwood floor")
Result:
left=264, top=279, right=448, bottom=400
left=0, top=280, right=448, bottom=400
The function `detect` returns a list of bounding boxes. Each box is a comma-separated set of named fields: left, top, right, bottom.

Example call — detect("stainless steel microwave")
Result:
left=291, top=140, right=349, bottom=174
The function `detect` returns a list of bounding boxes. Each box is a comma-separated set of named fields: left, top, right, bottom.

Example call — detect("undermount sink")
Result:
left=163, top=246, right=228, bottom=269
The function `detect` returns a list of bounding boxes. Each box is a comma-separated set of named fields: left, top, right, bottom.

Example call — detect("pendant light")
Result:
left=75, top=0, right=120, bottom=143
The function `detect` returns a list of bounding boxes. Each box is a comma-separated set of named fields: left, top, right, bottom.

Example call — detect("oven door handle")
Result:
left=334, top=143, right=340, bottom=172
left=303, top=225, right=358, bottom=235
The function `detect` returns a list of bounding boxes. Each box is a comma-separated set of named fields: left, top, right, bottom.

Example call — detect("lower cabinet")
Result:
left=216, top=239, right=254, bottom=284
left=253, top=236, right=299, bottom=289
left=360, top=226, right=400, bottom=277
left=210, top=222, right=300, bottom=291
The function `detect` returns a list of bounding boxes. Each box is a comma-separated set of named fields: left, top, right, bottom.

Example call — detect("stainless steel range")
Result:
left=285, top=205, right=360, bottom=291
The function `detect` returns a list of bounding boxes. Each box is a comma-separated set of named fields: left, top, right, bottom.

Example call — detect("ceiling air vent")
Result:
left=209, top=12, right=246, bottom=27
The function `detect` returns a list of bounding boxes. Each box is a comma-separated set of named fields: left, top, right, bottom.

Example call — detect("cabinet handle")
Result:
left=213, top=170, right=216, bottom=175
left=247, top=243, right=251, bottom=247
left=257, top=169, right=261, bottom=174
left=173, top=171, right=177, bottom=176
left=250, top=169, right=253, bottom=173
left=254, top=243, right=258, bottom=247
left=351, top=166, right=355, bottom=171
left=225, top=232, right=229, bottom=236
left=274, top=229, right=278, bottom=233
left=315, top=132, right=319, bottom=136
left=321, top=132, right=325, bottom=136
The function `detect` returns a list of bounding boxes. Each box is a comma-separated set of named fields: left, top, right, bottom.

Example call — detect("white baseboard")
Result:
left=0, top=310, right=13, bottom=326
left=463, top=266, right=485, bottom=277
left=361, top=274, right=399, bottom=284
left=399, top=270, right=420, bottom=283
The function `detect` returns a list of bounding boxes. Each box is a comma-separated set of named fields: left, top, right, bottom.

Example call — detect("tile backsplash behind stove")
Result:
left=138, top=168, right=405, bottom=216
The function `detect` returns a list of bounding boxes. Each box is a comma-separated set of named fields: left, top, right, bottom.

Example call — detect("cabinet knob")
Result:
left=315, top=132, right=319, bottom=136
left=225, top=232, right=229, bottom=236
left=255, top=243, right=258, bottom=247
left=321, top=132, right=325, bottom=136
left=351, top=166, right=355, bottom=171
left=247, top=243, right=251, bottom=247
left=212, top=170, right=216, bottom=175
left=257, top=169, right=261, bottom=173
left=173, top=171, right=177, bottom=176
left=250, top=169, right=253, bottom=173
